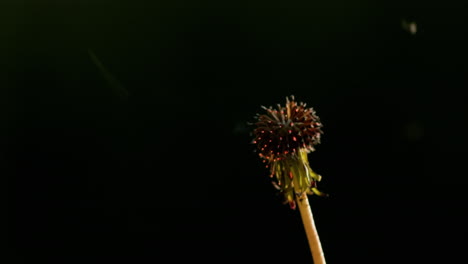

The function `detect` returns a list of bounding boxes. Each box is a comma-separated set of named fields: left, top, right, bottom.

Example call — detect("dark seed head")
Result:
left=251, top=95, right=323, bottom=160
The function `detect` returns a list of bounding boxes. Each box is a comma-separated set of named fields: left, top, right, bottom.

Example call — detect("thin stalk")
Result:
left=295, top=192, right=326, bottom=264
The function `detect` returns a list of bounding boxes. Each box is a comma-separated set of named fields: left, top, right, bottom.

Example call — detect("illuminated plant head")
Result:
left=252, top=95, right=327, bottom=209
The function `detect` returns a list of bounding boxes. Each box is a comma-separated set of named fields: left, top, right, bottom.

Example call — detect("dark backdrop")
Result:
left=4, top=0, right=467, bottom=263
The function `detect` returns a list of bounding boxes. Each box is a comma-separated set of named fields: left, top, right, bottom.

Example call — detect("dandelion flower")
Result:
left=252, top=95, right=327, bottom=209
left=251, top=95, right=327, bottom=264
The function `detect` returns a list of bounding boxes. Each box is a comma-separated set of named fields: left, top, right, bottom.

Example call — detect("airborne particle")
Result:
left=402, top=18, right=417, bottom=35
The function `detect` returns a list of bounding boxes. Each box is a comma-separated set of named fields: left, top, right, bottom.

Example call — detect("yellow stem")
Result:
left=295, top=193, right=326, bottom=264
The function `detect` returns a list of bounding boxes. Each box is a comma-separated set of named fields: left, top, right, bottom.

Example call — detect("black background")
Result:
left=4, top=0, right=467, bottom=263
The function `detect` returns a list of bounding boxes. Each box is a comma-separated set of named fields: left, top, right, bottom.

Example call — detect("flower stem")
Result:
left=296, top=193, right=326, bottom=264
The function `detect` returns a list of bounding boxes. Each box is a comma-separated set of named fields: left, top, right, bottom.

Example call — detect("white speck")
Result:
left=402, top=19, right=417, bottom=35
